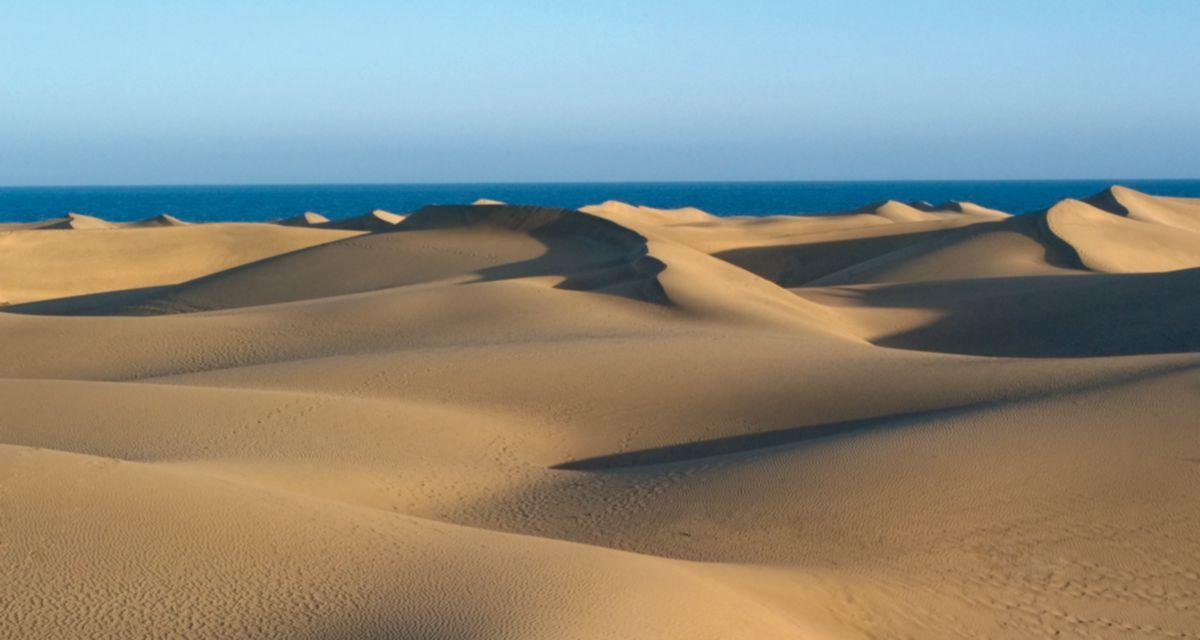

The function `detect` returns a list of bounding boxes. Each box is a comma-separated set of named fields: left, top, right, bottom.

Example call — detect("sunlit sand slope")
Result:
left=2, top=187, right=1198, bottom=639
left=0, top=222, right=359, bottom=307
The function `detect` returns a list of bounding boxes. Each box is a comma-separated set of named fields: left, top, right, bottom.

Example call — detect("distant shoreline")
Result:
left=3, top=179, right=1200, bottom=222
left=5, top=177, right=1200, bottom=190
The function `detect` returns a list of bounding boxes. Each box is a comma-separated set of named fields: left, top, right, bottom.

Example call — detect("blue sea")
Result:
left=1, top=180, right=1199, bottom=223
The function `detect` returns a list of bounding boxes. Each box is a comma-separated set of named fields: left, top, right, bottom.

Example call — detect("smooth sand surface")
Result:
left=0, top=223, right=361, bottom=307
left=3, top=186, right=1199, bottom=639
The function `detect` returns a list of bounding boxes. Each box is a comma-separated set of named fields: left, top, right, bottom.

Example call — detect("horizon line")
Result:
left=3, top=177, right=1200, bottom=190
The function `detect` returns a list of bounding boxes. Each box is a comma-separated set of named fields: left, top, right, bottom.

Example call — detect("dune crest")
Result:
left=0, top=223, right=359, bottom=307
left=110, top=203, right=849, bottom=335
left=1083, top=184, right=1200, bottom=233
left=327, top=208, right=406, bottom=230
left=16, top=211, right=116, bottom=230
left=1043, top=194, right=1200, bottom=273
left=276, top=211, right=330, bottom=226
left=125, top=213, right=189, bottom=227
left=932, top=200, right=1011, bottom=218
left=856, top=199, right=938, bottom=222
left=582, top=200, right=719, bottom=225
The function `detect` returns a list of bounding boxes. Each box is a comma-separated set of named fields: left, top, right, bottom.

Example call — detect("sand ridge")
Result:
left=276, top=211, right=332, bottom=226
left=326, top=208, right=407, bottom=230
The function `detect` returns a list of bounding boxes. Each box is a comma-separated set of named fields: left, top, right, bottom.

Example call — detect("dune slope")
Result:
left=1043, top=190, right=1200, bottom=273
left=0, top=223, right=359, bottom=307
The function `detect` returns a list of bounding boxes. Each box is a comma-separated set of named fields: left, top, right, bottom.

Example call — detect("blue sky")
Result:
left=1, top=1, right=1197, bottom=185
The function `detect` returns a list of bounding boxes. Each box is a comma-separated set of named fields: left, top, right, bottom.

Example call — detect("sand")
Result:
left=277, top=211, right=332, bottom=226
left=2, top=185, right=1199, bottom=639
left=326, top=208, right=407, bottom=230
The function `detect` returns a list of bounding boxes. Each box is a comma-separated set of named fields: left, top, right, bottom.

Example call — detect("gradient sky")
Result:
left=1, top=0, right=1198, bottom=185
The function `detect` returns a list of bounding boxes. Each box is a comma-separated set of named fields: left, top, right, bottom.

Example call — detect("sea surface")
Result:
left=2, top=180, right=1199, bottom=223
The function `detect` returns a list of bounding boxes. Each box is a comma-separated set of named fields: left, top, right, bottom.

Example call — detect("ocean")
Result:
left=1, top=180, right=1199, bottom=223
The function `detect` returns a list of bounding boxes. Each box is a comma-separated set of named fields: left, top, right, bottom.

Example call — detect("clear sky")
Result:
left=1, top=1, right=1197, bottom=185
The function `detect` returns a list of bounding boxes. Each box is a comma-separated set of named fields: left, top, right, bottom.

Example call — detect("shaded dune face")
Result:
left=126, top=213, right=189, bottom=227
left=825, top=268, right=1200, bottom=357
left=401, top=204, right=670, bottom=304
left=1084, top=185, right=1200, bottom=233
left=67, top=204, right=672, bottom=314
left=37, top=204, right=843, bottom=335
left=275, top=211, right=331, bottom=227
left=3, top=186, right=1200, bottom=639
left=324, top=208, right=406, bottom=230
left=6, top=189, right=1200, bottom=352
left=714, top=214, right=1073, bottom=288
left=1042, top=198, right=1200, bottom=273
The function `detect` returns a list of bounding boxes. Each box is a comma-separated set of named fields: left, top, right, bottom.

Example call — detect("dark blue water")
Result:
left=2, top=180, right=1199, bottom=223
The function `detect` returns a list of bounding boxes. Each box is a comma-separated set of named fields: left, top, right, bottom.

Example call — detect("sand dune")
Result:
left=1, top=444, right=798, bottom=640
left=3, top=185, right=1199, bottom=639
left=276, top=211, right=331, bottom=226
left=713, top=219, right=995, bottom=287
left=105, top=204, right=652, bottom=313
left=1044, top=196, right=1200, bottom=273
left=327, top=208, right=407, bottom=230
left=582, top=198, right=1009, bottom=259
left=808, top=213, right=1082, bottom=286
left=1085, top=184, right=1200, bottom=232
left=857, top=199, right=943, bottom=222
left=583, top=199, right=721, bottom=226
left=126, top=213, right=189, bottom=227
left=932, top=200, right=1011, bottom=218
left=0, top=223, right=359, bottom=307
left=2, top=211, right=117, bottom=230
left=806, top=267, right=1200, bottom=356
left=91, top=204, right=847, bottom=333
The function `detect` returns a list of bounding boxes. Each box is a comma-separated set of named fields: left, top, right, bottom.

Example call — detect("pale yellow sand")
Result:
left=0, top=211, right=116, bottom=229
left=125, top=213, right=190, bottom=227
left=327, top=208, right=407, bottom=230
left=0, top=223, right=360, bottom=307
left=2, top=186, right=1199, bottom=639
left=276, top=211, right=332, bottom=226
left=1045, top=198, right=1200, bottom=273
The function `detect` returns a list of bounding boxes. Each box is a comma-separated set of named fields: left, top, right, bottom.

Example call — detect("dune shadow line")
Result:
left=553, top=402, right=989, bottom=471
left=554, top=358, right=1200, bottom=472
